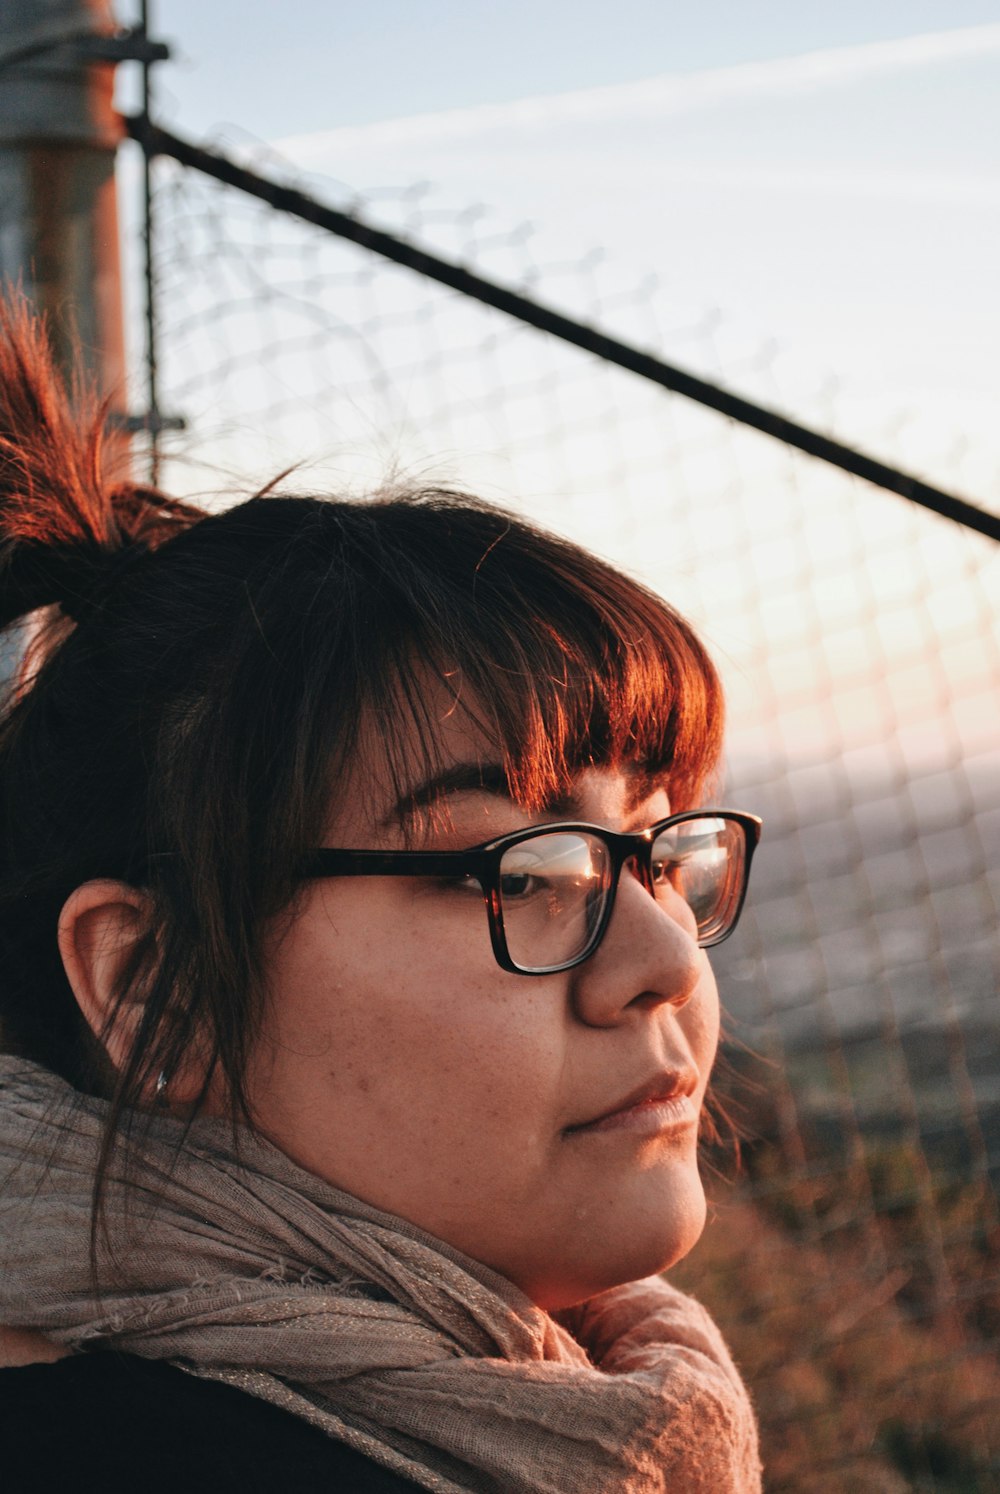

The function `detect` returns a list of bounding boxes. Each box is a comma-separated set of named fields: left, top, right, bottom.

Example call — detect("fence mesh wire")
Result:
left=136, top=141, right=1000, bottom=1491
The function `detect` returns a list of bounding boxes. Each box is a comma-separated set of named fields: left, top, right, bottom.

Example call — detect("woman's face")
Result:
left=248, top=704, right=721, bottom=1311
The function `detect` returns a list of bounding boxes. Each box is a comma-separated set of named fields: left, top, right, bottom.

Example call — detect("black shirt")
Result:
left=1, top=1353, right=425, bottom=1493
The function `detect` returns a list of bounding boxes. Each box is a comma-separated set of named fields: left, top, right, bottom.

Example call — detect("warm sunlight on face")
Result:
left=248, top=706, right=721, bottom=1312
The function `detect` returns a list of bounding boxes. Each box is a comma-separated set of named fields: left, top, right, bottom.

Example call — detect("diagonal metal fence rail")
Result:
left=123, top=122, right=1000, bottom=1491
left=126, top=114, right=1000, bottom=545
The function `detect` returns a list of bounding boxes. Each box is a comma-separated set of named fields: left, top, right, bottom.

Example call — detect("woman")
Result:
left=0, top=303, right=762, bottom=1492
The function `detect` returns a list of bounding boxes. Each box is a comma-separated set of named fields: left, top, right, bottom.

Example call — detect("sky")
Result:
left=140, top=1, right=1000, bottom=138
left=117, top=0, right=1000, bottom=502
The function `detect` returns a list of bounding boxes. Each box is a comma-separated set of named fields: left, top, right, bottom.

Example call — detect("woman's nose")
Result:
left=570, top=858, right=704, bottom=1027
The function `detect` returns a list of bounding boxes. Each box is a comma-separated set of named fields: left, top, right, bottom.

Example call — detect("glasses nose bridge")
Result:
left=612, top=827, right=657, bottom=897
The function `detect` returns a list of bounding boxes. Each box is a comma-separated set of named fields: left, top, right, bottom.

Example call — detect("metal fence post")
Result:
left=0, top=0, right=126, bottom=410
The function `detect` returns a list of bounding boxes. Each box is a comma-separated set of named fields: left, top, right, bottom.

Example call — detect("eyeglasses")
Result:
left=301, top=809, right=761, bottom=976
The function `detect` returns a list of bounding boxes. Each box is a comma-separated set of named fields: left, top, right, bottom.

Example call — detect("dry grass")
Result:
left=673, top=1138, right=1000, bottom=1492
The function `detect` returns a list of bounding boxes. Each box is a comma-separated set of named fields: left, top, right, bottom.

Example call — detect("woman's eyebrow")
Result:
left=384, top=765, right=658, bottom=829
left=384, top=763, right=511, bottom=827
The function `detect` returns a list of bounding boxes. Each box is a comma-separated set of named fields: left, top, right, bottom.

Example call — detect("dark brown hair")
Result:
left=0, top=300, right=725, bottom=1184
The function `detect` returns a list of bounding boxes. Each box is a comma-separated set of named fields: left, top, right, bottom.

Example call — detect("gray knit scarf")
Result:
left=0, top=1056, right=760, bottom=1492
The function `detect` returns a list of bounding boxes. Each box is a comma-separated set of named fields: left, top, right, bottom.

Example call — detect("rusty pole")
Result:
left=0, top=0, right=127, bottom=421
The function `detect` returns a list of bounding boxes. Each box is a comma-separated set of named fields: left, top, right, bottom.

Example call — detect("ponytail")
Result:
left=0, top=296, right=202, bottom=632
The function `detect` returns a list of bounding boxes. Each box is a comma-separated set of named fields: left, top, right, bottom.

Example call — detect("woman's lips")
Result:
left=566, top=1073, right=699, bottom=1137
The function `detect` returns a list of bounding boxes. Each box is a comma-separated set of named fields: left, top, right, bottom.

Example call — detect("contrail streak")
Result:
left=280, top=24, right=1000, bottom=159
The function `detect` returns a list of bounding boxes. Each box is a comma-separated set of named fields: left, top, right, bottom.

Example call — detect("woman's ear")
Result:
left=57, top=880, right=154, bottom=1073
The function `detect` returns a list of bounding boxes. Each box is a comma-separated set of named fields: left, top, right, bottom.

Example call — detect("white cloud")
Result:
left=279, top=24, right=1000, bottom=162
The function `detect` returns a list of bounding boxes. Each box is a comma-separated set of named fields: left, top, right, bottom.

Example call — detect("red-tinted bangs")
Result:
left=345, top=500, right=726, bottom=818
left=455, top=589, right=724, bottom=815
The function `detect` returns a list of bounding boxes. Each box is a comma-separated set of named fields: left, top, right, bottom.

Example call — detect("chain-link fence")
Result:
left=134, top=139, right=1000, bottom=1490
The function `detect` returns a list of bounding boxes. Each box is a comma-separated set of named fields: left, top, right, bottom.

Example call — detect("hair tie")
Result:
left=58, top=543, right=150, bottom=625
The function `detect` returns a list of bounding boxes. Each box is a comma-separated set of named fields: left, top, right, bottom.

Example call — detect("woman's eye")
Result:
left=652, top=856, right=684, bottom=887
left=437, top=873, right=482, bottom=896
left=498, top=871, right=543, bottom=899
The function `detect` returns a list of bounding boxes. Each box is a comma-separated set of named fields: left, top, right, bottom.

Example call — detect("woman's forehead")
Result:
left=325, top=667, right=677, bottom=843
left=325, top=682, right=496, bottom=840
left=326, top=737, right=667, bottom=847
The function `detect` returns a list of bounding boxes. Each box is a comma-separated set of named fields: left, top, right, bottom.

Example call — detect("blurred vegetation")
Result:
left=674, top=1042, right=1000, bottom=1492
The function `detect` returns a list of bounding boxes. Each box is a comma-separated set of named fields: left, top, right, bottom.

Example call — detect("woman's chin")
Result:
left=516, top=1175, right=709, bottom=1313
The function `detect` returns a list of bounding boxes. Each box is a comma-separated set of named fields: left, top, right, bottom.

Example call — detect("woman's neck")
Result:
left=0, top=1325, right=70, bottom=1367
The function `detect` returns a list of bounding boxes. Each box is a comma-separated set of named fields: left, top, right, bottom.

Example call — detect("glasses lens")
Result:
left=498, top=832, right=611, bottom=972
left=651, top=816, right=747, bottom=944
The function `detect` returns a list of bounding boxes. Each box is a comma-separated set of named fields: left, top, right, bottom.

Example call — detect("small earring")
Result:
left=154, top=1070, right=170, bottom=1109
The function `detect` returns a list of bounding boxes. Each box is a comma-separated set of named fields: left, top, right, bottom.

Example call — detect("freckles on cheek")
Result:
left=273, top=890, right=559, bottom=1153
left=369, top=991, right=546, bottom=1156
